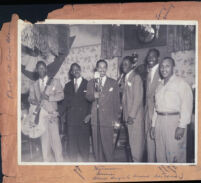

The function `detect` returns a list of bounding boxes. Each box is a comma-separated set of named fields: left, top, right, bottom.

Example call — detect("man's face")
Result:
left=122, top=59, right=132, bottom=74
left=71, top=65, right=81, bottom=79
left=37, top=64, right=47, bottom=78
left=146, top=51, right=159, bottom=68
left=159, top=59, right=174, bottom=80
left=97, top=62, right=107, bottom=77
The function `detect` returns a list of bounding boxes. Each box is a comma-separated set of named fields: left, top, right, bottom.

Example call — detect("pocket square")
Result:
left=109, top=87, right=113, bottom=92
left=83, top=90, right=87, bottom=92
left=127, top=82, right=132, bottom=86
left=52, top=86, right=56, bottom=91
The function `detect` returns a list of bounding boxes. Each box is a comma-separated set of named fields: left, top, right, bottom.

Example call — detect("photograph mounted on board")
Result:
left=18, top=20, right=197, bottom=165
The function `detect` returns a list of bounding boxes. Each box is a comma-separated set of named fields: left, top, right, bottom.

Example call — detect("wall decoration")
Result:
left=171, top=50, right=195, bottom=87
left=124, top=25, right=167, bottom=50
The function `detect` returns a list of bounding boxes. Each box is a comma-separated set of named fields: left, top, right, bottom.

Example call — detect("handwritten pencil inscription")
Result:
left=5, top=23, right=14, bottom=99
left=156, top=4, right=175, bottom=20
left=73, top=166, right=85, bottom=181
left=89, top=165, right=184, bottom=181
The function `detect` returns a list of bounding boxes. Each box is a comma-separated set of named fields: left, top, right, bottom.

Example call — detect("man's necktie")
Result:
left=147, top=70, right=152, bottom=92
left=41, top=79, right=45, bottom=92
left=74, top=79, right=79, bottom=92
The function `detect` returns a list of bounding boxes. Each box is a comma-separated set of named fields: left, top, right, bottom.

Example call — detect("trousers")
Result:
left=155, top=114, right=187, bottom=163
left=41, top=118, right=63, bottom=162
left=128, top=121, right=144, bottom=162
left=146, top=129, right=156, bottom=162
left=67, top=126, right=90, bottom=162
left=92, top=125, right=114, bottom=162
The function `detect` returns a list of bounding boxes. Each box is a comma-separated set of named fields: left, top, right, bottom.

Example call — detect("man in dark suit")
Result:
left=86, top=60, right=120, bottom=162
left=62, top=63, right=91, bottom=162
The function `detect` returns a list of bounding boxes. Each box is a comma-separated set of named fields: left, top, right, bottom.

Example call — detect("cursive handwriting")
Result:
left=91, top=165, right=184, bottom=181
left=156, top=4, right=175, bottom=20
left=73, top=166, right=85, bottom=181
left=5, top=23, right=13, bottom=99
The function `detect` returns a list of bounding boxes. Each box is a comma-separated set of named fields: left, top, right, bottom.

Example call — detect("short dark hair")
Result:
left=70, top=63, right=81, bottom=71
left=147, top=48, right=160, bottom=58
left=36, top=60, right=46, bottom=69
left=123, top=55, right=137, bottom=64
left=162, top=57, right=176, bottom=67
left=96, top=59, right=108, bottom=68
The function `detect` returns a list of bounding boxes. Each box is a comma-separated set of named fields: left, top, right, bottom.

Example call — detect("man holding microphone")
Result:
left=86, top=60, right=120, bottom=162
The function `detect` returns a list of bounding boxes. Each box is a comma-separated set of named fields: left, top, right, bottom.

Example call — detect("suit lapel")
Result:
left=101, top=77, right=110, bottom=95
left=148, top=68, right=160, bottom=96
left=126, top=70, right=135, bottom=88
left=34, top=80, right=41, bottom=102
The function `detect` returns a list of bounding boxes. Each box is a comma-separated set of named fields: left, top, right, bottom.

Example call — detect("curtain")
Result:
left=21, top=25, right=75, bottom=80
left=21, top=25, right=75, bottom=93
left=101, top=25, right=124, bottom=59
left=167, top=25, right=195, bottom=52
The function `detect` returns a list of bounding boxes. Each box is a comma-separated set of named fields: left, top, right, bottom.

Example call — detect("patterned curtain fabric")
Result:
left=21, top=25, right=74, bottom=93
left=101, top=25, right=124, bottom=59
left=167, top=25, right=195, bottom=52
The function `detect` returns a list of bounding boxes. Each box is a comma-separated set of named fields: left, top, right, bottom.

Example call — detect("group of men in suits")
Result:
left=28, top=47, right=193, bottom=163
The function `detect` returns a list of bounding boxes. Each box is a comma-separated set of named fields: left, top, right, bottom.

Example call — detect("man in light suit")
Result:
left=144, top=48, right=161, bottom=162
left=86, top=60, right=120, bottom=162
left=62, top=63, right=91, bottom=162
left=121, top=56, right=145, bottom=162
left=28, top=61, right=64, bottom=162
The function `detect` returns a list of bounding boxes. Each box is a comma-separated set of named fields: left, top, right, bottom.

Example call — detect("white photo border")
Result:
left=17, top=19, right=198, bottom=166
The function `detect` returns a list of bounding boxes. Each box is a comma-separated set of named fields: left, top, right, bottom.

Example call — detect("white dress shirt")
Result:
left=152, top=74, right=193, bottom=128
left=100, top=76, right=107, bottom=87
left=148, top=64, right=159, bottom=84
left=74, top=77, right=83, bottom=89
left=39, top=76, right=48, bottom=92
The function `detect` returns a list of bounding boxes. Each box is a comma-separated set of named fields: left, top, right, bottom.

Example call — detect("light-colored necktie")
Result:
left=147, top=70, right=152, bottom=92
left=41, top=79, right=45, bottom=92
left=74, top=79, right=79, bottom=92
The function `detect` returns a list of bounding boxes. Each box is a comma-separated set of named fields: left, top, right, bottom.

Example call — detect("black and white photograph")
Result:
left=18, top=20, right=197, bottom=164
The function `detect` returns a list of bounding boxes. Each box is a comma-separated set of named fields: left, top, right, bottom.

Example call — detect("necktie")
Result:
left=74, top=79, right=79, bottom=92
left=147, top=70, right=152, bottom=92
left=41, top=79, right=45, bottom=92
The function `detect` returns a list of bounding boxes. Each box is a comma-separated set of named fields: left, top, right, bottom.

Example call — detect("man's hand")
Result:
left=94, top=92, right=100, bottom=99
left=150, top=127, right=155, bottom=140
left=127, top=116, right=135, bottom=125
left=175, top=127, right=185, bottom=140
left=84, top=114, right=91, bottom=124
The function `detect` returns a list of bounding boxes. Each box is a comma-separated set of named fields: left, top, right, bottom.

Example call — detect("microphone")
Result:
left=94, top=71, right=102, bottom=92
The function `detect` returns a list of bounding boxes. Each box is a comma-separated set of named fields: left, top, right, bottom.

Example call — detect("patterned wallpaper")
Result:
left=171, top=50, right=195, bottom=88
left=55, top=44, right=118, bottom=87
left=21, top=44, right=119, bottom=93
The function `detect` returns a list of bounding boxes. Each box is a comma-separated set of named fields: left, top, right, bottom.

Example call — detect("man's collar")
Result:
left=147, top=63, right=159, bottom=72
left=39, top=75, right=48, bottom=82
left=162, top=74, right=175, bottom=85
left=74, top=76, right=82, bottom=83
left=125, top=69, right=133, bottom=80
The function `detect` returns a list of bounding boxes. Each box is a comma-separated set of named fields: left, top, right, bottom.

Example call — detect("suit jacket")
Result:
left=145, top=67, right=161, bottom=134
left=122, top=70, right=144, bottom=123
left=62, top=78, right=91, bottom=127
left=28, top=77, right=64, bottom=113
left=86, top=77, right=120, bottom=127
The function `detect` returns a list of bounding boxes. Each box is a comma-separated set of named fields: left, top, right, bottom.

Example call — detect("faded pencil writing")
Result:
left=156, top=4, right=175, bottom=20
